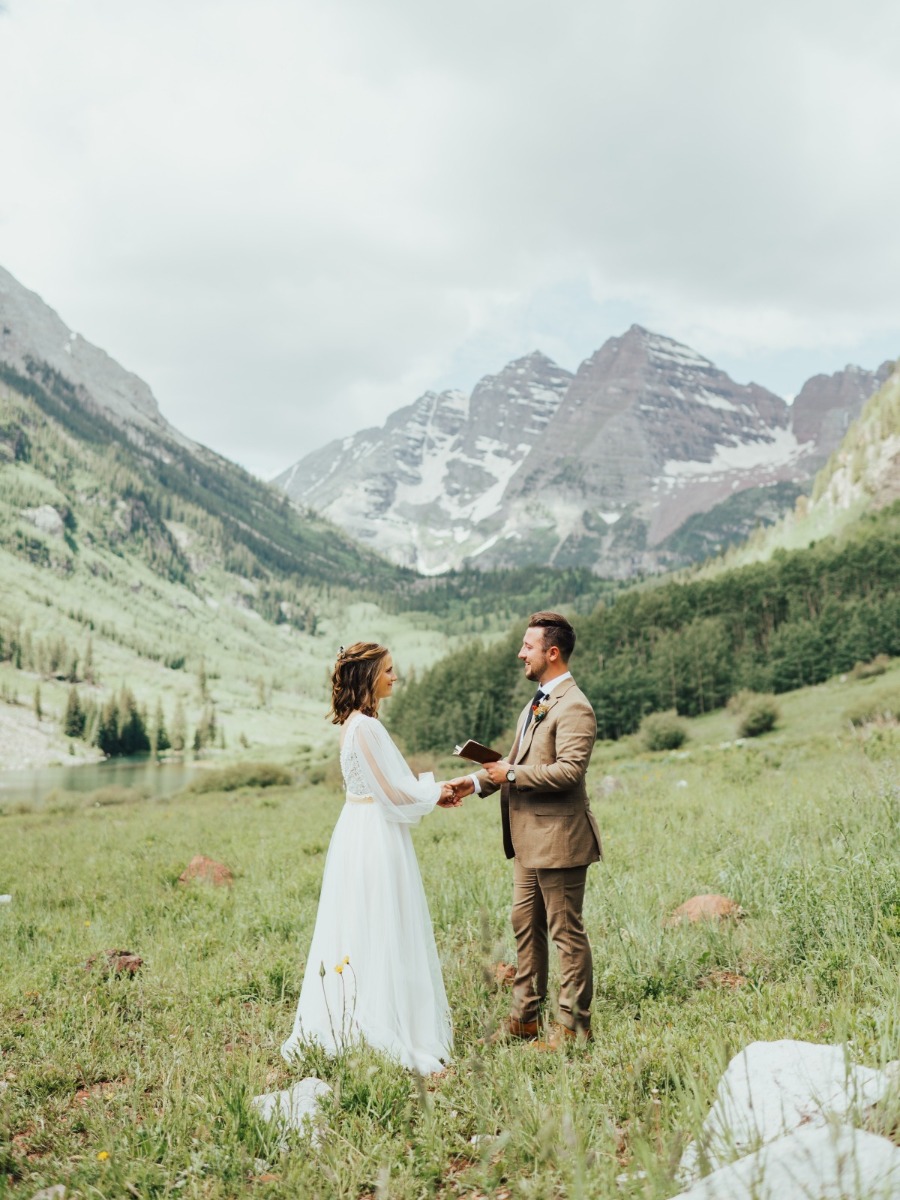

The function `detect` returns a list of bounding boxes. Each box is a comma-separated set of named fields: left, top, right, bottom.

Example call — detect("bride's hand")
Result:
left=437, top=782, right=462, bottom=807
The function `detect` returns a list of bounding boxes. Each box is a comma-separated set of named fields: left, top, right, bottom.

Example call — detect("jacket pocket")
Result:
left=529, top=803, right=575, bottom=816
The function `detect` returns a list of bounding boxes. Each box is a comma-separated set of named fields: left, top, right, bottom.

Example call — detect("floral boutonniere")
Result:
left=531, top=699, right=551, bottom=725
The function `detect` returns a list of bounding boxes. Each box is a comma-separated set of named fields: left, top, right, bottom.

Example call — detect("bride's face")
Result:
left=374, top=654, right=398, bottom=701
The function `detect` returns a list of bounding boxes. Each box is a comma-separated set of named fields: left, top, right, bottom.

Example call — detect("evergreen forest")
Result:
left=387, top=501, right=900, bottom=750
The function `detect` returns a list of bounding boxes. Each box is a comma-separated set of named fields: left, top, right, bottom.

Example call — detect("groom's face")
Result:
left=518, top=627, right=550, bottom=682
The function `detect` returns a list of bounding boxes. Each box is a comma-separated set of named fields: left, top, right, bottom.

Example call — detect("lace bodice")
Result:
left=336, top=712, right=440, bottom=824
left=340, top=713, right=369, bottom=794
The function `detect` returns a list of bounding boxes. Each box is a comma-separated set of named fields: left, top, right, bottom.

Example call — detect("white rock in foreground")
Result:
left=672, top=1124, right=900, bottom=1200
left=251, top=1078, right=331, bottom=1145
left=679, top=1039, right=900, bottom=1182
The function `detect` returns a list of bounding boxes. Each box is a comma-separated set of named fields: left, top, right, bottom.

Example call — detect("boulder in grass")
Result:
left=697, top=969, right=749, bottom=990
left=667, top=894, right=745, bottom=926
left=84, top=949, right=143, bottom=975
left=178, top=855, right=234, bottom=887
left=251, top=1078, right=332, bottom=1147
left=677, top=1039, right=900, bottom=1188
left=671, top=1124, right=900, bottom=1200
left=598, top=775, right=623, bottom=796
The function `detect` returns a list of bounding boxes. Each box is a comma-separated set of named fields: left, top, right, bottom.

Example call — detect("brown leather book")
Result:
left=453, top=739, right=502, bottom=764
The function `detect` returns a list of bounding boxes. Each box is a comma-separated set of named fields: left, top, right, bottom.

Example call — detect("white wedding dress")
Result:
left=281, top=712, right=452, bottom=1074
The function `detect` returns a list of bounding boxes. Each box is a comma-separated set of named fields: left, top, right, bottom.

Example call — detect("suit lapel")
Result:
left=514, top=678, right=574, bottom=763
left=509, top=700, right=531, bottom=762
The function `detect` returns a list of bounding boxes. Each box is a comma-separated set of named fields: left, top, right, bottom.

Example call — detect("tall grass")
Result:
left=0, top=670, right=898, bottom=1197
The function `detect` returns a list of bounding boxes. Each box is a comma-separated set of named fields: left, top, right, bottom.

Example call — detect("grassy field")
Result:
left=1, top=664, right=898, bottom=1198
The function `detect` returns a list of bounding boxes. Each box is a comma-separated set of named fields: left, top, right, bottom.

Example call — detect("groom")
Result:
left=452, top=611, right=601, bottom=1044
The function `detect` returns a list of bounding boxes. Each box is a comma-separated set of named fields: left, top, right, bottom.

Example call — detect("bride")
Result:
left=281, top=642, right=460, bottom=1075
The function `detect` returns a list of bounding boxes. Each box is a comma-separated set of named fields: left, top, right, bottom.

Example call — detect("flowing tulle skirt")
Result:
left=281, top=800, right=452, bottom=1075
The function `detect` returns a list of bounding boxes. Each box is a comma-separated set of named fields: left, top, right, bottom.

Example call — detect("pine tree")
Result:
left=96, top=695, right=120, bottom=756
left=63, top=687, right=85, bottom=738
left=117, top=688, right=150, bottom=756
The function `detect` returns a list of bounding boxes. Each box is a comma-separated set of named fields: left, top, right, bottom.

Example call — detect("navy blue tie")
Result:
left=521, top=688, right=545, bottom=737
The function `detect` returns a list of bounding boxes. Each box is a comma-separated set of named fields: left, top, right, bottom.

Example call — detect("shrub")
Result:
left=726, top=689, right=755, bottom=715
left=844, top=692, right=900, bottom=728
left=849, top=654, right=891, bottom=680
left=737, top=694, right=780, bottom=738
left=640, top=710, right=688, bottom=751
left=186, top=763, right=293, bottom=794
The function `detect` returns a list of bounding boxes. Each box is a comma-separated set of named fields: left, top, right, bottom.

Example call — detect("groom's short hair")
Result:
left=527, top=611, right=575, bottom=662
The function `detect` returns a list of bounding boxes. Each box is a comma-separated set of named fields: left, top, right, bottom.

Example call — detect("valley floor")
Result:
left=0, top=665, right=897, bottom=1197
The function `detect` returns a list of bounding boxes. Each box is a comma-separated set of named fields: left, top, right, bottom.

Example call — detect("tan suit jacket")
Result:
left=479, top=677, right=602, bottom=869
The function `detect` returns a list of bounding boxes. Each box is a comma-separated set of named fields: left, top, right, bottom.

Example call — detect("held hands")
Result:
left=447, top=776, right=475, bottom=798
left=437, top=782, right=463, bottom=808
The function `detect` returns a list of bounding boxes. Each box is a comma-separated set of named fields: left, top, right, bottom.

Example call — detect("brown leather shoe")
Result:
left=539, top=1022, right=593, bottom=1049
left=489, top=1015, right=540, bottom=1043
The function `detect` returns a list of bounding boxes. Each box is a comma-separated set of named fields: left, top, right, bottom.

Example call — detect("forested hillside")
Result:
left=0, top=362, right=624, bottom=764
left=0, top=361, right=404, bottom=599
left=0, top=360, right=416, bottom=764
left=387, top=502, right=900, bottom=750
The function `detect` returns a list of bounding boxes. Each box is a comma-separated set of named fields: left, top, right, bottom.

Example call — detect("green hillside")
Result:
left=0, top=364, right=447, bottom=767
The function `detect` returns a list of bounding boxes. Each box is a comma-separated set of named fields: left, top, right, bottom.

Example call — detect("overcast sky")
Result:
left=2, top=0, right=899, bottom=478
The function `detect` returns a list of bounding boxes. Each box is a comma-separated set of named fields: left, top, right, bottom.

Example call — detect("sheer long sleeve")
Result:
left=347, top=716, right=440, bottom=825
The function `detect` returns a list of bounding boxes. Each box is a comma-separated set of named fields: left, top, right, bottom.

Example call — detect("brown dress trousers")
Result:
left=479, top=677, right=601, bottom=1032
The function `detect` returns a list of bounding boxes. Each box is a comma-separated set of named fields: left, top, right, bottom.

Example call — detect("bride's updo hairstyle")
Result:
left=330, top=642, right=389, bottom=724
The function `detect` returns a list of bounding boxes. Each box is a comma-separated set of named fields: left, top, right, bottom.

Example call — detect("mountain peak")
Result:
left=275, top=325, right=863, bottom=575
left=790, top=359, right=894, bottom=458
left=0, top=263, right=186, bottom=443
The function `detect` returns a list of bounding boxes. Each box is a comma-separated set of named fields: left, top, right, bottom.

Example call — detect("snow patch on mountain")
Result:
left=662, top=426, right=804, bottom=482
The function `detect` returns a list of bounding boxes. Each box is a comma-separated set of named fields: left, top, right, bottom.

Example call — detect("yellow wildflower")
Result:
left=97, top=1150, right=110, bottom=1161
left=342, top=955, right=350, bottom=965
left=334, top=964, right=344, bottom=975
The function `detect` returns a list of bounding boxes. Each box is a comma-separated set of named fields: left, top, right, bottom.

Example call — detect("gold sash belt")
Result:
left=346, top=791, right=374, bottom=805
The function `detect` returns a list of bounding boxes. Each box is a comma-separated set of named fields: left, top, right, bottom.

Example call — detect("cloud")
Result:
left=1, top=0, right=898, bottom=477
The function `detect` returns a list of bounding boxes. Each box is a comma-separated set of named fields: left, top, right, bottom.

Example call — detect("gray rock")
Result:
left=21, top=505, right=64, bottom=538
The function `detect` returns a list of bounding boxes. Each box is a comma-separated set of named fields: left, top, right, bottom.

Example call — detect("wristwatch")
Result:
left=506, top=768, right=516, bottom=783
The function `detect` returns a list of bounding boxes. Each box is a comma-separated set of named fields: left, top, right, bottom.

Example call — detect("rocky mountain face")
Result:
left=0, top=265, right=192, bottom=447
left=276, top=326, right=894, bottom=576
left=712, top=363, right=900, bottom=571
left=0, top=263, right=400, bottom=597
left=791, top=361, right=894, bottom=464
left=276, top=351, right=572, bottom=570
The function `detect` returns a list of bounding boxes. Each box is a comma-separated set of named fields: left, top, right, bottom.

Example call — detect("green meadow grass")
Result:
left=1, top=667, right=898, bottom=1198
